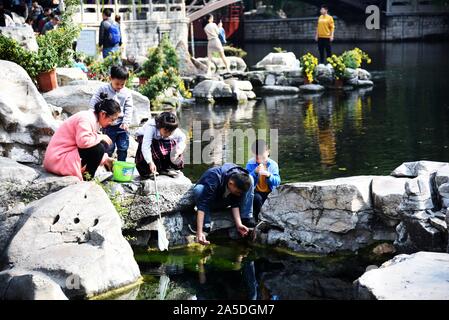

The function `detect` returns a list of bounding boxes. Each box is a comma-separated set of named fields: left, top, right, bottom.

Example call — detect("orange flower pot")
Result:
left=139, top=77, right=148, bottom=86
left=37, top=69, right=58, bottom=93
left=334, top=78, right=344, bottom=88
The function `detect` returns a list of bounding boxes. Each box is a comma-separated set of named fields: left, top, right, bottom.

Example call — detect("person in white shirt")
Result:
left=203, top=14, right=230, bottom=75
left=135, top=112, right=187, bottom=178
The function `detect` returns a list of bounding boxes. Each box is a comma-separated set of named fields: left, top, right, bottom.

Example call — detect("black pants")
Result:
left=253, top=191, right=270, bottom=221
left=78, top=142, right=106, bottom=180
left=318, top=38, right=332, bottom=64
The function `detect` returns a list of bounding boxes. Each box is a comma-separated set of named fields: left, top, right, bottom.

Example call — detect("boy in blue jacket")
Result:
left=246, top=140, right=281, bottom=220
left=191, top=163, right=255, bottom=245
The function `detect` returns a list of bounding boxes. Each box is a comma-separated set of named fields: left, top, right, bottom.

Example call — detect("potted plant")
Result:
left=36, top=44, right=59, bottom=92
left=327, top=54, right=346, bottom=87
left=341, top=47, right=371, bottom=69
left=300, top=53, right=318, bottom=84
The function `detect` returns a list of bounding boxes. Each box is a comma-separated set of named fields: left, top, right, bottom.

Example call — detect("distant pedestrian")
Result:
left=218, top=20, right=227, bottom=45
left=315, top=4, right=335, bottom=65
left=203, top=14, right=230, bottom=75
left=37, top=7, right=52, bottom=33
left=41, top=14, right=60, bottom=34
left=99, top=8, right=121, bottom=58
left=30, top=1, right=43, bottom=31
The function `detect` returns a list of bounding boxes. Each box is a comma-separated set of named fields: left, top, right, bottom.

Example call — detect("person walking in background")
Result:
left=218, top=19, right=227, bottom=45
left=315, top=4, right=334, bottom=65
left=37, top=7, right=52, bottom=33
left=41, top=14, right=59, bottom=34
left=99, top=8, right=121, bottom=58
left=30, top=1, right=43, bottom=31
left=203, top=14, right=230, bottom=75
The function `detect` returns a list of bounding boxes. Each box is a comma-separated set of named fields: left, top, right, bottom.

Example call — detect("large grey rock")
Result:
left=259, top=176, right=385, bottom=253
left=208, top=56, right=247, bottom=73
left=0, top=60, right=59, bottom=163
left=435, top=165, right=449, bottom=188
left=299, top=84, right=325, bottom=92
left=393, top=172, right=447, bottom=252
left=372, top=176, right=410, bottom=226
left=315, top=64, right=334, bottom=85
left=228, top=57, right=247, bottom=72
left=2, top=182, right=141, bottom=299
left=223, top=79, right=256, bottom=103
left=0, top=25, right=38, bottom=52
left=0, top=161, right=79, bottom=257
left=394, top=210, right=447, bottom=253
left=224, top=79, right=253, bottom=92
left=56, top=68, right=88, bottom=87
left=354, top=252, right=449, bottom=300
left=193, top=80, right=234, bottom=101
left=356, top=80, right=374, bottom=87
left=176, top=41, right=202, bottom=77
left=244, top=71, right=266, bottom=87
left=438, top=183, right=449, bottom=208
left=128, top=207, right=242, bottom=248
left=255, top=52, right=300, bottom=72
left=356, top=68, right=371, bottom=81
left=343, top=68, right=358, bottom=83
left=259, top=85, right=300, bottom=94
left=43, top=81, right=151, bottom=127
left=104, top=174, right=194, bottom=230
left=399, top=175, right=435, bottom=212
left=391, top=161, right=449, bottom=178
left=0, top=269, right=68, bottom=300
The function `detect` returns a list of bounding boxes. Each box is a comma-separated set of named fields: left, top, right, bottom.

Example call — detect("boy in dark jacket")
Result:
left=191, top=163, right=255, bottom=245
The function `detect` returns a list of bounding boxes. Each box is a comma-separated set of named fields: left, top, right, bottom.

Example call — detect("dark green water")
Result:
left=123, top=239, right=390, bottom=300
left=181, top=41, right=449, bottom=183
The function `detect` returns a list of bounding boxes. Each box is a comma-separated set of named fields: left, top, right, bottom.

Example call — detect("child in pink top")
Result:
left=44, top=94, right=121, bottom=181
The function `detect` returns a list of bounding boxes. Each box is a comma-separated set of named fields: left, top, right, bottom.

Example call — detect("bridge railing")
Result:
left=73, top=0, right=186, bottom=24
left=387, top=0, right=449, bottom=14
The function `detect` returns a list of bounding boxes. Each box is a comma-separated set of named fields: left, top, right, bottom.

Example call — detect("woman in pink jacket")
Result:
left=44, top=94, right=120, bottom=181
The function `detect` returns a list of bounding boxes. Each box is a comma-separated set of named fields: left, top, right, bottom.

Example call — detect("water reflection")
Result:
left=180, top=87, right=375, bottom=182
left=121, top=242, right=391, bottom=300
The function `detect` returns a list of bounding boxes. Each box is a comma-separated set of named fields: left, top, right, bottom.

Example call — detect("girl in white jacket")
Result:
left=135, top=112, right=186, bottom=178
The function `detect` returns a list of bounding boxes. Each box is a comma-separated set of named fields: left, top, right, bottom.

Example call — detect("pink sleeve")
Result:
left=75, top=117, right=102, bottom=149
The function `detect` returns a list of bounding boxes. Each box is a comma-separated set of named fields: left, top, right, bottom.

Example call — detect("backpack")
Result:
left=106, top=21, right=121, bottom=46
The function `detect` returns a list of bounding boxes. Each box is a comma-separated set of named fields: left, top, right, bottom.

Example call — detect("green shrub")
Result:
left=273, top=47, right=287, bottom=53
left=212, top=45, right=247, bottom=58
left=0, top=35, right=39, bottom=78
left=340, top=47, right=371, bottom=69
left=139, top=34, right=190, bottom=104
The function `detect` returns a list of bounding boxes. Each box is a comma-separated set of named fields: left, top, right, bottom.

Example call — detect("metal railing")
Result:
left=387, top=0, right=449, bottom=14
left=73, top=0, right=186, bottom=24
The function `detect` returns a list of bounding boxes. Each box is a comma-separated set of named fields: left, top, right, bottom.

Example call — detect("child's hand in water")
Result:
left=236, top=223, right=249, bottom=237
left=197, top=232, right=210, bottom=245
